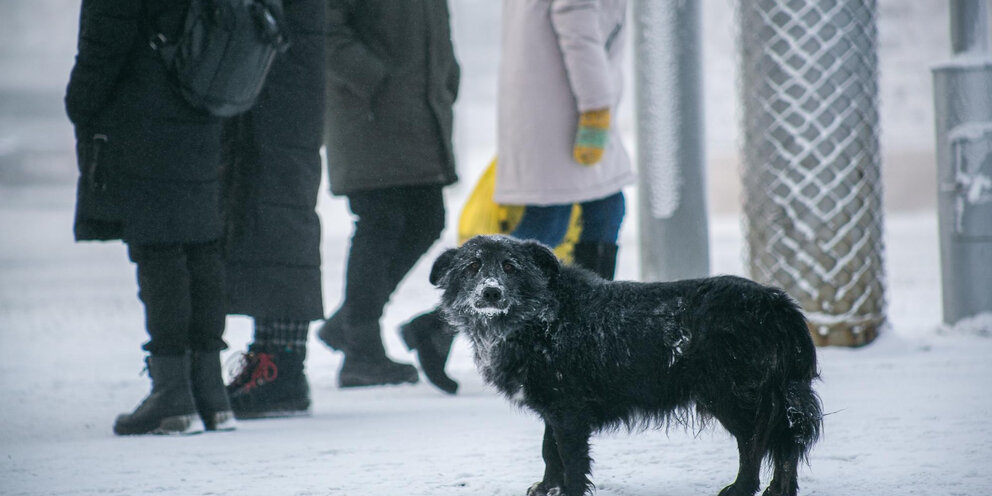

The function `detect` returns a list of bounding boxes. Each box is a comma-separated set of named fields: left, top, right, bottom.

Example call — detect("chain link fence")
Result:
left=738, top=0, right=885, bottom=346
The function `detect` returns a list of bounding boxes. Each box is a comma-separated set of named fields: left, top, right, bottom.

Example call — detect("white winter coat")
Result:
left=494, top=0, right=634, bottom=205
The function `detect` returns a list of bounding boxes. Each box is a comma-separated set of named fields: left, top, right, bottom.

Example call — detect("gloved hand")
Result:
left=573, top=108, right=610, bottom=166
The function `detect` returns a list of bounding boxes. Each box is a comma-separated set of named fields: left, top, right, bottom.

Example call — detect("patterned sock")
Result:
left=573, top=108, right=611, bottom=166
left=252, top=319, right=310, bottom=358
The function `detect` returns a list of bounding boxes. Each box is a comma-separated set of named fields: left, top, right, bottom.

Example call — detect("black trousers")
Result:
left=341, top=185, right=445, bottom=325
left=128, top=240, right=227, bottom=355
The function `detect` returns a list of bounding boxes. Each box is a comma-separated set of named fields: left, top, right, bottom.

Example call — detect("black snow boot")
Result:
left=319, top=313, right=419, bottom=388
left=226, top=348, right=311, bottom=419
left=113, top=354, right=205, bottom=436
left=316, top=310, right=351, bottom=353
left=336, top=322, right=419, bottom=388
left=572, top=242, right=619, bottom=280
left=338, top=353, right=420, bottom=388
left=190, top=351, right=237, bottom=431
left=400, top=310, right=458, bottom=394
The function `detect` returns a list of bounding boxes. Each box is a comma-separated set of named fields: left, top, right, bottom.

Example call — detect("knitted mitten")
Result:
left=573, top=108, right=611, bottom=165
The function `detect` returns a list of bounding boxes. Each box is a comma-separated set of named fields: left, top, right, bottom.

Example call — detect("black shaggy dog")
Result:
left=430, top=235, right=822, bottom=496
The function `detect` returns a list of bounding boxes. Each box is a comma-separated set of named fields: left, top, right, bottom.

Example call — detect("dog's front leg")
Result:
left=527, top=423, right=564, bottom=496
left=545, top=420, right=593, bottom=496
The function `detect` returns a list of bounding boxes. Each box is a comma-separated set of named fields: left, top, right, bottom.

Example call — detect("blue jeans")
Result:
left=510, top=191, right=625, bottom=247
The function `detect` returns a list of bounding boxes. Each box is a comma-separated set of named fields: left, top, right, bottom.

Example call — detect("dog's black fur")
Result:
left=430, top=235, right=822, bottom=496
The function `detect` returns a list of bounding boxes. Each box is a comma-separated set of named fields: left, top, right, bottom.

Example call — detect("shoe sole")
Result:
left=233, top=408, right=312, bottom=420
left=203, top=410, right=238, bottom=431
left=115, top=413, right=206, bottom=436
left=232, top=398, right=313, bottom=420
left=338, top=372, right=419, bottom=388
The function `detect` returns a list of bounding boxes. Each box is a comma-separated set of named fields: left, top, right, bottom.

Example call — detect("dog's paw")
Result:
left=526, top=481, right=562, bottom=496
left=719, top=482, right=759, bottom=496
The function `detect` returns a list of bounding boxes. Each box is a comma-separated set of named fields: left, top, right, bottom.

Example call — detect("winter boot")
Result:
left=400, top=311, right=458, bottom=394
left=572, top=242, right=619, bottom=280
left=338, top=354, right=420, bottom=388
left=337, top=322, right=419, bottom=388
left=226, top=348, right=311, bottom=419
left=316, top=310, right=350, bottom=353
left=190, top=351, right=237, bottom=431
left=113, top=354, right=205, bottom=436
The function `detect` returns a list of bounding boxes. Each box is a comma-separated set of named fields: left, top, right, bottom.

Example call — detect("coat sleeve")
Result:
left=549, top=0, right=615, bottom=112
left=64, top=0, right=142, bottom=127
left=325, top=0, right=389, bottom=100
left=447, top=56, right=461, bottom=101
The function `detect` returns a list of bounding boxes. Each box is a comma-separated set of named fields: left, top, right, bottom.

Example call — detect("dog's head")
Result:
left=430, top=235, right=559, bottom=328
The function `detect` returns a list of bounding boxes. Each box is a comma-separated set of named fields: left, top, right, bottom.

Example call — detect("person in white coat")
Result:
left=495, top=0, right=634, bottom=279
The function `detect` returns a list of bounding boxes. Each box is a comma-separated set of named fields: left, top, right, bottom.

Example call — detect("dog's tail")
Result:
left=770, top=292, right=823, bottom=466
left=777, top=379, right=822, bottom=465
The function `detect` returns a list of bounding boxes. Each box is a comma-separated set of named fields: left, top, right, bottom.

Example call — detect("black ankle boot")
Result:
left=190, top=351, right=236, bottom=431
left=316, top=310, right=350, bottom=352
left=226, top=349, right=311, bottom=419
left=338, top=353, right=420, bottom=388
left=337, top=322, right=419, bottom=388
left=113, top=354, right=205, bottom=436
left=400, top=311, right=458, bottom=394
left=572, top=242, right=619, bottom=280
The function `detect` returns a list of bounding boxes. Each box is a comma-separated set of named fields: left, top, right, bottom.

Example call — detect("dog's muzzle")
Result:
left=472, top=282, right=509, bottom=315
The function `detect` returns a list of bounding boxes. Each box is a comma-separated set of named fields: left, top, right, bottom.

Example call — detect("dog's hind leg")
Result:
left=761, top=459, right=797, bottom=496
left=528, top=424, right=565, bottom=496
left=716, top=435, right=764, bottom=496
left=710, top=394, right=778, bottom=496
left=761, top=382, right=822, bottom=496
left=759, top=423, right=802, bottom=496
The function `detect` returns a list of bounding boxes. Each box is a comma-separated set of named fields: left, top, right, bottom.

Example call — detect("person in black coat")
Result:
left=65, top=0, right=234, bottom=435
left=221, top=0, right=326, bottom=419
left=315, top=0, right=461, bottom=388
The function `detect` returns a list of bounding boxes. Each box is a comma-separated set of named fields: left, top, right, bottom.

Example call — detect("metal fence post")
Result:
left=933, top=0, right=992, bottom=326
left=738, top=0, right=885, bottom=346
left=634, top=0, right=710, bottom=282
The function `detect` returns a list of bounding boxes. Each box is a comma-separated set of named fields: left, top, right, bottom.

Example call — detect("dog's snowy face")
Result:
left=430, top=235, right=560, bottom=330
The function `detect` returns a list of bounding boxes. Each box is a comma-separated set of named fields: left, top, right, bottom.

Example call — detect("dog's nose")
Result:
left=482, top=286, right=503, bottom=302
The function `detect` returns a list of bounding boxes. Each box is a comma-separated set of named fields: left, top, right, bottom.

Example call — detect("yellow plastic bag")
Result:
left=457, top=157, right=581, bottom=263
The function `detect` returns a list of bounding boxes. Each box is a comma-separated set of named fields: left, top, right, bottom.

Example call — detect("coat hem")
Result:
left=492, top=172, right=636, bottom=206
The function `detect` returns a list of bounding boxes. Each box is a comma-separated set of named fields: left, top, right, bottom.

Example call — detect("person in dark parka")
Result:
left=65, top=0, right=234, bottom=435
left=221, top=0, right=326, bottom=419
left=315, top=0, right=461, bottom=388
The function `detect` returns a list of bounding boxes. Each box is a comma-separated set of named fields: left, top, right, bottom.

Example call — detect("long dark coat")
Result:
left=65, top=0, right=223, bottom=244
left=323, top=0, right=460, bottom=195
left=221, top=0, right=326, bottom=321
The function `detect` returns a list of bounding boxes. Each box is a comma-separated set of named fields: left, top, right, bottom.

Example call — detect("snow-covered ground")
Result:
left=3, top=1, right=991, bottom=495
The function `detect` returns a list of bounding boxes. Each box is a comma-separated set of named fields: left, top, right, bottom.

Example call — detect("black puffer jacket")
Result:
left=323, top=0, right=460, bottom=195
left=65, top=0, right=223, bottom=244
left=221, top=0, right=325, bottom=321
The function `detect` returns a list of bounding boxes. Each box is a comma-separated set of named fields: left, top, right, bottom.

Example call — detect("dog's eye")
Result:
left=468, top=260, right=481, bottom=274
left=502, top=261, right=516, bottom=274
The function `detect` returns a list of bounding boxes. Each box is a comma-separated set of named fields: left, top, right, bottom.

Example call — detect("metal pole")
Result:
left=933, top=0, right=992, bottom=326
left=950, top=0, right=989, bottom=55
left=634, top=0, right=710, bottom=282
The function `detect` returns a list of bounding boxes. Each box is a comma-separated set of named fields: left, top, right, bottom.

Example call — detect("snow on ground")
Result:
left=1, top=182, right=990, bottom=496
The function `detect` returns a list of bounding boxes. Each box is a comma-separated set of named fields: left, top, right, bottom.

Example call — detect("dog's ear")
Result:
left=430, top=248, right=459, bottom=287
left=523, top=241, right=560, bottom=282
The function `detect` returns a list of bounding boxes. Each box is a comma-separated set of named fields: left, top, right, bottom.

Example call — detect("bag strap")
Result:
left=144, top=0, right=191, bottom=64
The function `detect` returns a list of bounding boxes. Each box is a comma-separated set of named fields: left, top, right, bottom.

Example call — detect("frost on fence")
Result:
left=738, top=0, right=884, bottom=346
